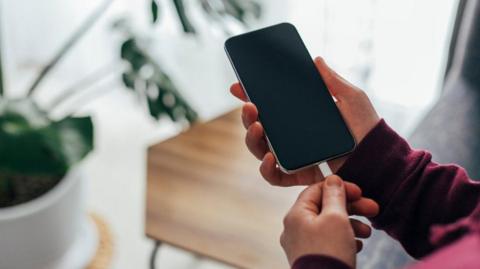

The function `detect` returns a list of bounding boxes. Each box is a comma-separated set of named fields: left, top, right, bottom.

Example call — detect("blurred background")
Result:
left=0, top=0, right=459, bottom=268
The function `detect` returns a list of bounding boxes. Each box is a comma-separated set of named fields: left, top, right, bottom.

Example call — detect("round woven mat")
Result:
left=85, top=213, right=114, bottom=269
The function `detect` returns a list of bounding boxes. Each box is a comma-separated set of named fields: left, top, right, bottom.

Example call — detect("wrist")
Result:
left=337, top=118, right=391, bottom=180
left=336, top=119, right=414, bottom=221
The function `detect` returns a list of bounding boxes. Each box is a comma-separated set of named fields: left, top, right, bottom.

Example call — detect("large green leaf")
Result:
left=51, top=116, right=93, bottom=167
left=118, top=36, right=198, bottom=124
left=0, top=99, right=93, bottom=177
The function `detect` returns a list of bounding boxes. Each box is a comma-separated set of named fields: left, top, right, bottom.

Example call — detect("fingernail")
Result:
left=326, top=176, right=342, bottom=187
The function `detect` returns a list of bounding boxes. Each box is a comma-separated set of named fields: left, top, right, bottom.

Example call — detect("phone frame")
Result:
left=224, top=23, right=357, bottom=174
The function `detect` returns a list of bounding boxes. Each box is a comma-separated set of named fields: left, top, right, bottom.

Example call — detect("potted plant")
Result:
left=0, top=0, right=259, bottom=268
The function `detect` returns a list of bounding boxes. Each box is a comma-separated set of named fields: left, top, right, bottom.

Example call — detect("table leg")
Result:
left=150, top=241, right=162, bottom=269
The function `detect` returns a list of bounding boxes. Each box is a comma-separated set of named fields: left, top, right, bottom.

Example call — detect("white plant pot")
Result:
left=0, top=168, right=95, bottom=269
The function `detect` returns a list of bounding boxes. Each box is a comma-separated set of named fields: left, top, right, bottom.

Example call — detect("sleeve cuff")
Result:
left=292, top=255, right=352, bottom=269
left=336, top=119, right=421, bottom=223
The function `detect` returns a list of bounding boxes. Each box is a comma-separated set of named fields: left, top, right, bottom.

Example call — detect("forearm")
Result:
left=337, top=120, right=480, bottom=257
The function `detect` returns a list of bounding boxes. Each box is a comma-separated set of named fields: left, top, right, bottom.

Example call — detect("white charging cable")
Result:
left=319, top=162, right=333, bottom=177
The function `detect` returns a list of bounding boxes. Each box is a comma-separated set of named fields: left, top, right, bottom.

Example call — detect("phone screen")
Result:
left=225, top=23, right=355, bottom=172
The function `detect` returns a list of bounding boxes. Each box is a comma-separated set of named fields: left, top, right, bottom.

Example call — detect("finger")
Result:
left=344, top=182, right=362, bottom=202
left=350, top=219, right=372, bottom=239
left=356, top=240, right=363, bottom=253
left=260, top=152, right=280, bottom=185
left=230, top=83, right=248, bottom=101
left=260, top=152, right=285, bottom=186
left=290, top=182, right=323, bottom=215
left=260, top=153, right=299, bottom=187
left=241, top=103, right=258, bottom=129
left=314, top=57, right=356, bottom=97
left=321, top=175, right=348, bottom=216
left=348, top=198, right=380, bottom=218
left=246, top=122, right=268, bottom=160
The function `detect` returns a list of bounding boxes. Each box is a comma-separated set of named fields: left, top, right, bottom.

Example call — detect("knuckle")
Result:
left=279, top=232, right=286, bottom=247
left=355, top=89, right=369, bottom=99
left=265, top=178, right=277, bottom=186
left=282, top=213, right=297, bottom=227
left=245, top=135, right=255, bottom=152
left=282, top=214, right=291, bottom=227
left=259, top=166, right=273, bottom=184
left=268, top=181, right=279, bottom=187
left=327, top=174, right=342, bottom=181
left=324, top=211, right=349, bottom=225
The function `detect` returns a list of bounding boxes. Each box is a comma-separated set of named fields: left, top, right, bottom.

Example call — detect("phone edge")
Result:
left=224, top=23, right=357, bottom=175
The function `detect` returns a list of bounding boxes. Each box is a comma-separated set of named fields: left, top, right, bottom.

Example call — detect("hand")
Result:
left=230, top=57, right=380, bottom=186
left=281, top=175, right=368, bottom=267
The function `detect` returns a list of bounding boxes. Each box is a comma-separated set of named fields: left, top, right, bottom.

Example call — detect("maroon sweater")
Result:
left=293, top=120, right=480, bottom=269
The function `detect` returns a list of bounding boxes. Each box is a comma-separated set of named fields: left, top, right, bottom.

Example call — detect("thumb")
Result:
left=290, top=182, right=323, bottom=216
left=321, top=175, right=348, bottom=216
left=314, top=57, right=355, bottom=98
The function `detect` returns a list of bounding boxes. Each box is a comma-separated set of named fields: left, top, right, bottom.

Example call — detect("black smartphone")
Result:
left=224, top=23, right=356, bottom=173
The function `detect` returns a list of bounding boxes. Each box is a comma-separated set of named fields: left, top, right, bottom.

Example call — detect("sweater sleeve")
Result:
left=337, top=119, right=480, bottom=258
left=292, top=255, right=352, bottom=269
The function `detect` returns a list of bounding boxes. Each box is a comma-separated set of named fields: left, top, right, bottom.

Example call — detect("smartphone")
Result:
left=224, top=23, right=356, bottom=173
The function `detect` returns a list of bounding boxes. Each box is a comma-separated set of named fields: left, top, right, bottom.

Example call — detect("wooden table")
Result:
left=146, top=109, right=303, bottom=269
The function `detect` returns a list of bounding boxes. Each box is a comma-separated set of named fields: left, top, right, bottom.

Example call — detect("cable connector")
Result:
left=319, top=162, right=333, bottom=177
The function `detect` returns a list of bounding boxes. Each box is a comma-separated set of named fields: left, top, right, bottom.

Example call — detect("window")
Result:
left=285, top=0, right=458, bottom=135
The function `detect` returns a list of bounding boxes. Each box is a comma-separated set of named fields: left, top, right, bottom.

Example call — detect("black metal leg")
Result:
left=150, top=241, right=162, bottom=269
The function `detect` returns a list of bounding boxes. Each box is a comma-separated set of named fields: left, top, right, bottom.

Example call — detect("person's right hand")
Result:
left=281, top=176, right=363, bottom=267
left=230, top=57, right=380, bottom=186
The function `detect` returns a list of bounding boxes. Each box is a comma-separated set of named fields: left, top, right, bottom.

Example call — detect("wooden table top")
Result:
left=146, top=108, right=303, bottom=269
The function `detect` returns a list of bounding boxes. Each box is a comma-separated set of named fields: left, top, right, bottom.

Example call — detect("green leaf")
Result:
left=146, top=85, right=165, bottom=120
left=198, top=0, right=262, bottom=34
left=52, top=116, right=93, bottom=167
left=0, top=99, right=50, bottom=129
left=224, top=0, right=245, bottom=22
left=117, top=32, right=198, bottom=124
left=172, top=0, right=196, bottom=34
left=0, top=99, right=93, bottom=177
left=122, top=72, right=136, bottom=89
left=151, top=0, right=160, bottom=23
left=121, top=39, right=147, bottom=71
left=120, top=39, right=137, bottom=60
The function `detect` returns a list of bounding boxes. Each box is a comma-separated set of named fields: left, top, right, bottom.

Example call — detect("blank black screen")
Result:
left=225, top=23, right=355, bottom=171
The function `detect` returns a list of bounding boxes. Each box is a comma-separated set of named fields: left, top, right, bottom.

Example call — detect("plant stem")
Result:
left=26, top=0, right=114, bottom=97
left=61, top=78, right=118, bottom=118
left=48, top=61, right=122, bottom=110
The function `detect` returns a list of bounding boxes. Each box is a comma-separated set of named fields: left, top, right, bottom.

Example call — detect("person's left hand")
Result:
left=230, top=57, right=380, bottom=186
left=281, top=175, right=369, bottom=268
